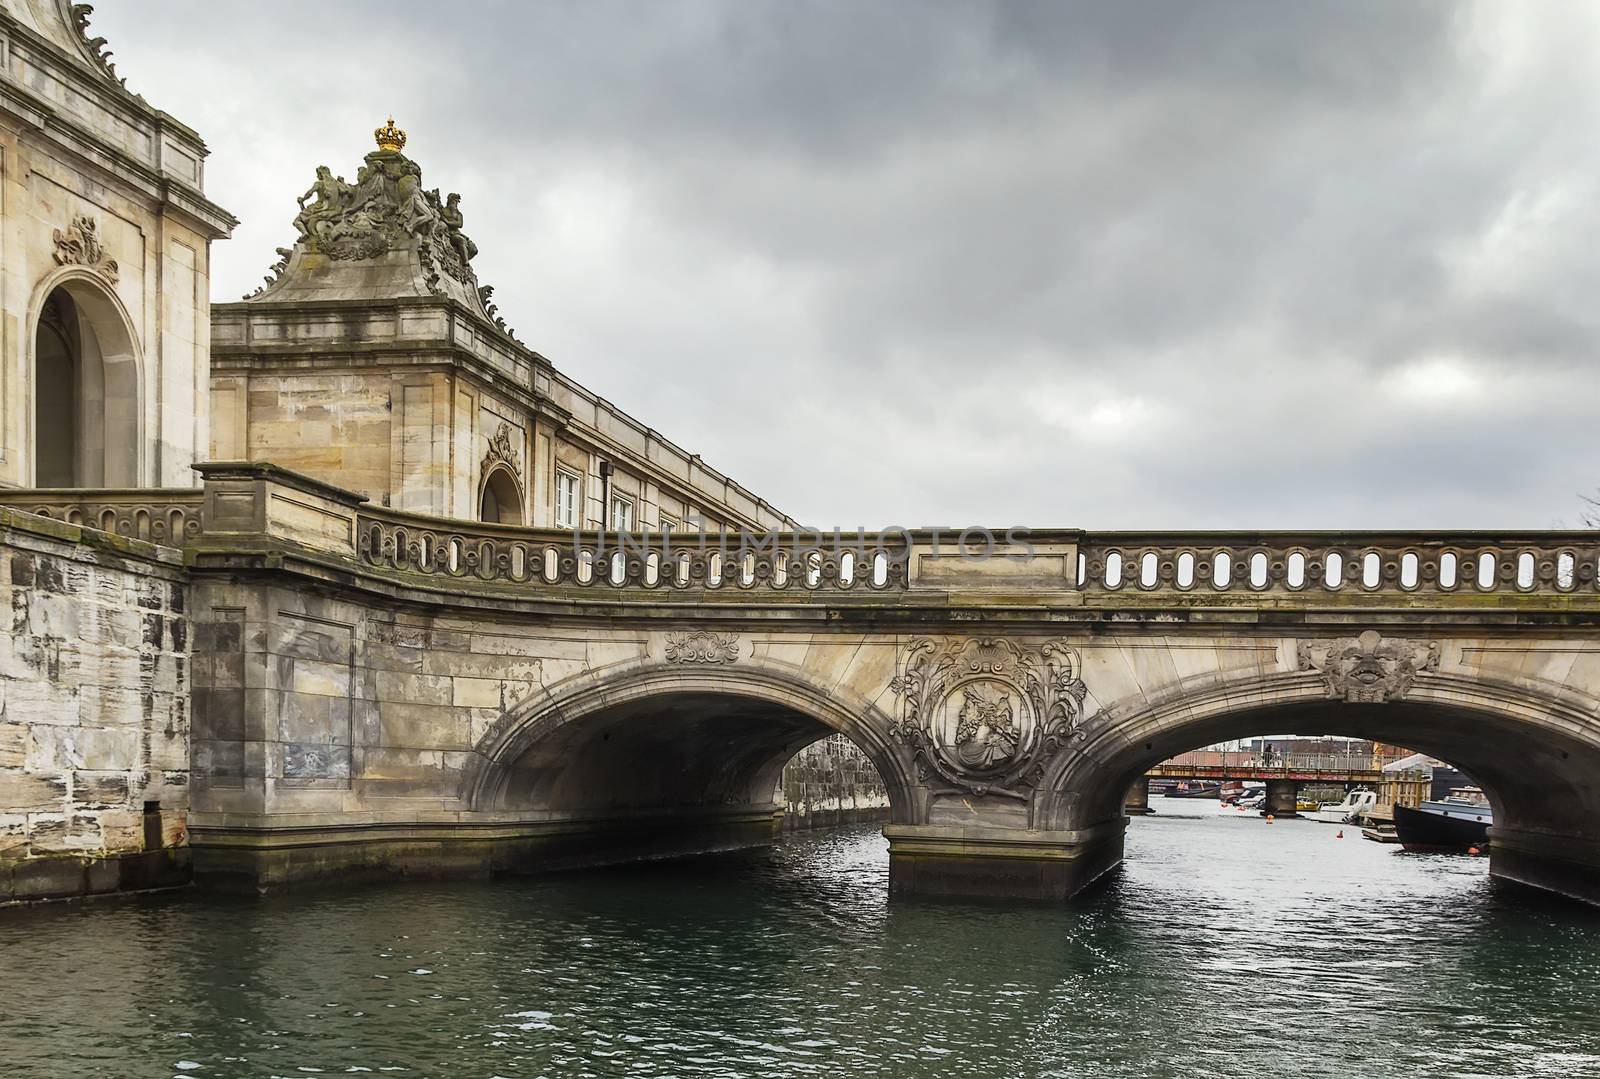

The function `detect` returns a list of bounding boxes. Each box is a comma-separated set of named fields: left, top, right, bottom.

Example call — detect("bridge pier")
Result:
left=884, top=823, right=1126, bottom=902
left=1124, top=779, right=1155, bottom=815
left=1262, top=779, right=1300, bottom=818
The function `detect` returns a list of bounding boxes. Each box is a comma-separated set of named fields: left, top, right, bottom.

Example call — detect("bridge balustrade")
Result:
left=0, top=488, right=204, bottom=546
left=1076, top=535, right=1600, bottom=596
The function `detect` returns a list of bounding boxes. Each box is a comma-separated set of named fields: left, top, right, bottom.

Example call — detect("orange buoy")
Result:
left=1336, top=830, right=1344, bottom=838
left=1265, top=814, right=1275, bottom=823
left=1467, top=846, right=1482, bottom=856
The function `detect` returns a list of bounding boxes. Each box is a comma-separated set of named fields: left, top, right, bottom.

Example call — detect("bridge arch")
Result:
left=464, top=661, right=917, bottom=827
left=1038, top=667, right=1600, bottom=897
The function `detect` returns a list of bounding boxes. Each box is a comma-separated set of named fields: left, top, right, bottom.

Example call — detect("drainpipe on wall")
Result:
left=598, top=458, right=614, bottom=532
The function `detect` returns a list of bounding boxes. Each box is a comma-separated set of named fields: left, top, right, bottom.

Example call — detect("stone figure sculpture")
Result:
left=265, top=120, right=516, bottom=338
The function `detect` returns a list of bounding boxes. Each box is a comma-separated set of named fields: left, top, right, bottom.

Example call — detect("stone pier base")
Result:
left=1124, top=779, right=1155, bottom=815
left=1262, top=778, right=1300, bottom=818
left=884, top=822, right=1126, bottom=902
left=190, top=807, right=784, bottom=893
left=1488, top=828, right=1600, bottom=907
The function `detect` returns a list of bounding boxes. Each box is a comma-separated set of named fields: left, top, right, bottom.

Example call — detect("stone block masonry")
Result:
left=0, top=508, right=191, bottom=902
left=781, top=734, right=890, bottom=831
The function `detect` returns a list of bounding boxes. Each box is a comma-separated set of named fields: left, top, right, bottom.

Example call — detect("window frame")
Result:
left=554, top=468, right=580, bottom=529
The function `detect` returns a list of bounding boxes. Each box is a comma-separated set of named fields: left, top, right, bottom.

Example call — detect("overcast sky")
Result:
left=94, top=1, right=1600, bottom=529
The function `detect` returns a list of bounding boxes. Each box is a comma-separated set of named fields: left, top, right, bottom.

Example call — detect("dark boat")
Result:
left=1163, top=781, right=1223, bottom=799
left=1392, top=792, right=1492, bottom=853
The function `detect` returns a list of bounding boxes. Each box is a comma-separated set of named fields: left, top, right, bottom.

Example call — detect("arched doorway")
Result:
left=479, top=464, right=524, bottom=524
left=31, top=276, right=141, bottom=487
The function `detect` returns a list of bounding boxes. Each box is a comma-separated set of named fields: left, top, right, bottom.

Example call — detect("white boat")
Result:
left=1308, top=788, right=1377, bottom=823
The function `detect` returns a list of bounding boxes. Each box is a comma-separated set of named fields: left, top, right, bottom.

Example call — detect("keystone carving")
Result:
left=52, top=214, right=119, bottom=284
left=889, top=636, right=1088, bottom=799
left=481, top=422, right=522, bottom=479
left=1297, top=630, right=1440, bottom=703
left=664, top=631, right=740, bottom=664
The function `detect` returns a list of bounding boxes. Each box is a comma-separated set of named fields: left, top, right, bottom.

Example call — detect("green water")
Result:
left=3, top=805, right=1599, bottom=1078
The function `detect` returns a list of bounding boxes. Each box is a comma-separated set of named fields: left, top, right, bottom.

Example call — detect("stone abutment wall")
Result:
left=0, top=508, right=191, bottom=902
left=780, top=734, right=890, bottom=831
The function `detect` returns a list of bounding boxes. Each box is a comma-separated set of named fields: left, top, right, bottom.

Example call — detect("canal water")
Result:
left=4, top=806, right=1600, bottom=1078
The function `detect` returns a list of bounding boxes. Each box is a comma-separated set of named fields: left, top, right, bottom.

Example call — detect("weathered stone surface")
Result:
left=0, top=512, right=189, bottom=868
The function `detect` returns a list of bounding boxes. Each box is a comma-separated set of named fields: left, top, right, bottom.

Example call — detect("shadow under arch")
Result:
left=464, top=662, right=917, bottom=827
left=27, top=266, right=145, bottom=487
left=1036, top=668, right=1600, bottom=900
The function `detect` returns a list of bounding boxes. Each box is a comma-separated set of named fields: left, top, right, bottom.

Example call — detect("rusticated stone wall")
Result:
left=0, top=508, right=191, bottom=901
left=780, top=733, right=890, bottom=831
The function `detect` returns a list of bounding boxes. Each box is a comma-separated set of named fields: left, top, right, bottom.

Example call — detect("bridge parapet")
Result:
left=4, top=469, right=1598, bottom=610
left=1080, top=533, right=1600, bottom=599
left=0, top=488, right=204, bottom=546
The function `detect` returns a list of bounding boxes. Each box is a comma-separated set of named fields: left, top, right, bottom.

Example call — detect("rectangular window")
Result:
left=659, top=518, right=678, bottom=534
left=610, top=496, right=634, bottom=531
left=555, top=470, right=579, bottom=529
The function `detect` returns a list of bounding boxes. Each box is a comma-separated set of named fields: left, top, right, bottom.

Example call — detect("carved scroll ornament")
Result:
left=889, top=636, right=1089, bottom=799
left=664, top=631, right=740, bottom=664
left=481, top=422, right=522, bottom=479
left=52, top=214, right=119, bottom=284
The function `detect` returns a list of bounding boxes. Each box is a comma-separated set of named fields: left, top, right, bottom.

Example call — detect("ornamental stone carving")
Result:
left=664, top=631, right=740, bottom=664
left=1297, top=630, right=1440, bottom=703
left=889, top=636, right=1088, bottom=799
left=52, top=214, right=119, bottom=283
left=481, top=422, right=522, bottom=479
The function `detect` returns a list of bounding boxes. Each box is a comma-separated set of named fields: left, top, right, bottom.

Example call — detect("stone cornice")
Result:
left=0, top=12, right=237, bottom=238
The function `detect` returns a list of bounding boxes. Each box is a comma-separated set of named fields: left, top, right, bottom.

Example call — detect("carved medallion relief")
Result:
left=889, top=636, right=1088, bottom=799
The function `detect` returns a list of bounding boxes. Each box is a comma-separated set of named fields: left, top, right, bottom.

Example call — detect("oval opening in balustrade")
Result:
left=1324, top=551, right=1343, bottom=590
left=840, top=551, right=856, bottom=587
left=448, top=536, right=463, bottom=575
left=1558, top=551, right=1576, bottom=591
left=577, top=549, right=594, bottom=584
left=1439, top=551, right=1458, bottom=589
left=873, top=551, right=889, bottom=588
left=1517, top=551, right=1535, bottom=590
left=1400, top=551, right=1419, bottom=590
left=1077, top=553, right=1087, bottom=588
left=609, top=550, right=626, bottom=585
left=1477, top=551, right=1496, bottom=590
left=774, top=551, right=791, bottom=588
left=708, top=552, right=723, bottom=587
left=805, top=550, right=823, bottom=589
left=1286, top=551, right=1306, bottom=589
left=1362, top=551, right=1381, bottom=590
left=1212, top=551, right=1232, bottom=590
left=543, top=546, right=560, bottom=583
left=510, top=544, right=526, bottom=580
left=645, top=551, right=661, bottom=586
left=1140, top=552, right=1158, bottom=589
left=1177, top=552, right=1196, bottom=589
left=1105, top=551, right=1124, bottom=588
left=1249, top=551, right=1268, bottom=590
left=675, top=551, right=691, bottom=587
left=742, top=551, right=757, bottom=587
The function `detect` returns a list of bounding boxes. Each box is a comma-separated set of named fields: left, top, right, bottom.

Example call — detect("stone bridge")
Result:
left=9, top=462, right=1600, bottom=905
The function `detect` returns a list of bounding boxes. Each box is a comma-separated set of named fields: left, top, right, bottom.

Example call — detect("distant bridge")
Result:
left=1145, top=763, right=1385, bottom=784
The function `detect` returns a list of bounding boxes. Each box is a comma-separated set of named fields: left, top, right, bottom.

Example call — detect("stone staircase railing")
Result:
left=0, top=488, right=204, bottom=546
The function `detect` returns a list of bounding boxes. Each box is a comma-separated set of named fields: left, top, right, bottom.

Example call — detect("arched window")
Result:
left=479, top=465, right=524, bottom=524
left=32, top=278, right=141, bottom=487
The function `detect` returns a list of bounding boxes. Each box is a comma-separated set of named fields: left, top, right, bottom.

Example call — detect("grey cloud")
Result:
left=92, top=1, right=1600, bottom=528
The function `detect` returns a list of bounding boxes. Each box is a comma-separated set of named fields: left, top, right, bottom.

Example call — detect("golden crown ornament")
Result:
left=374, top=117, right=407, bottom=153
